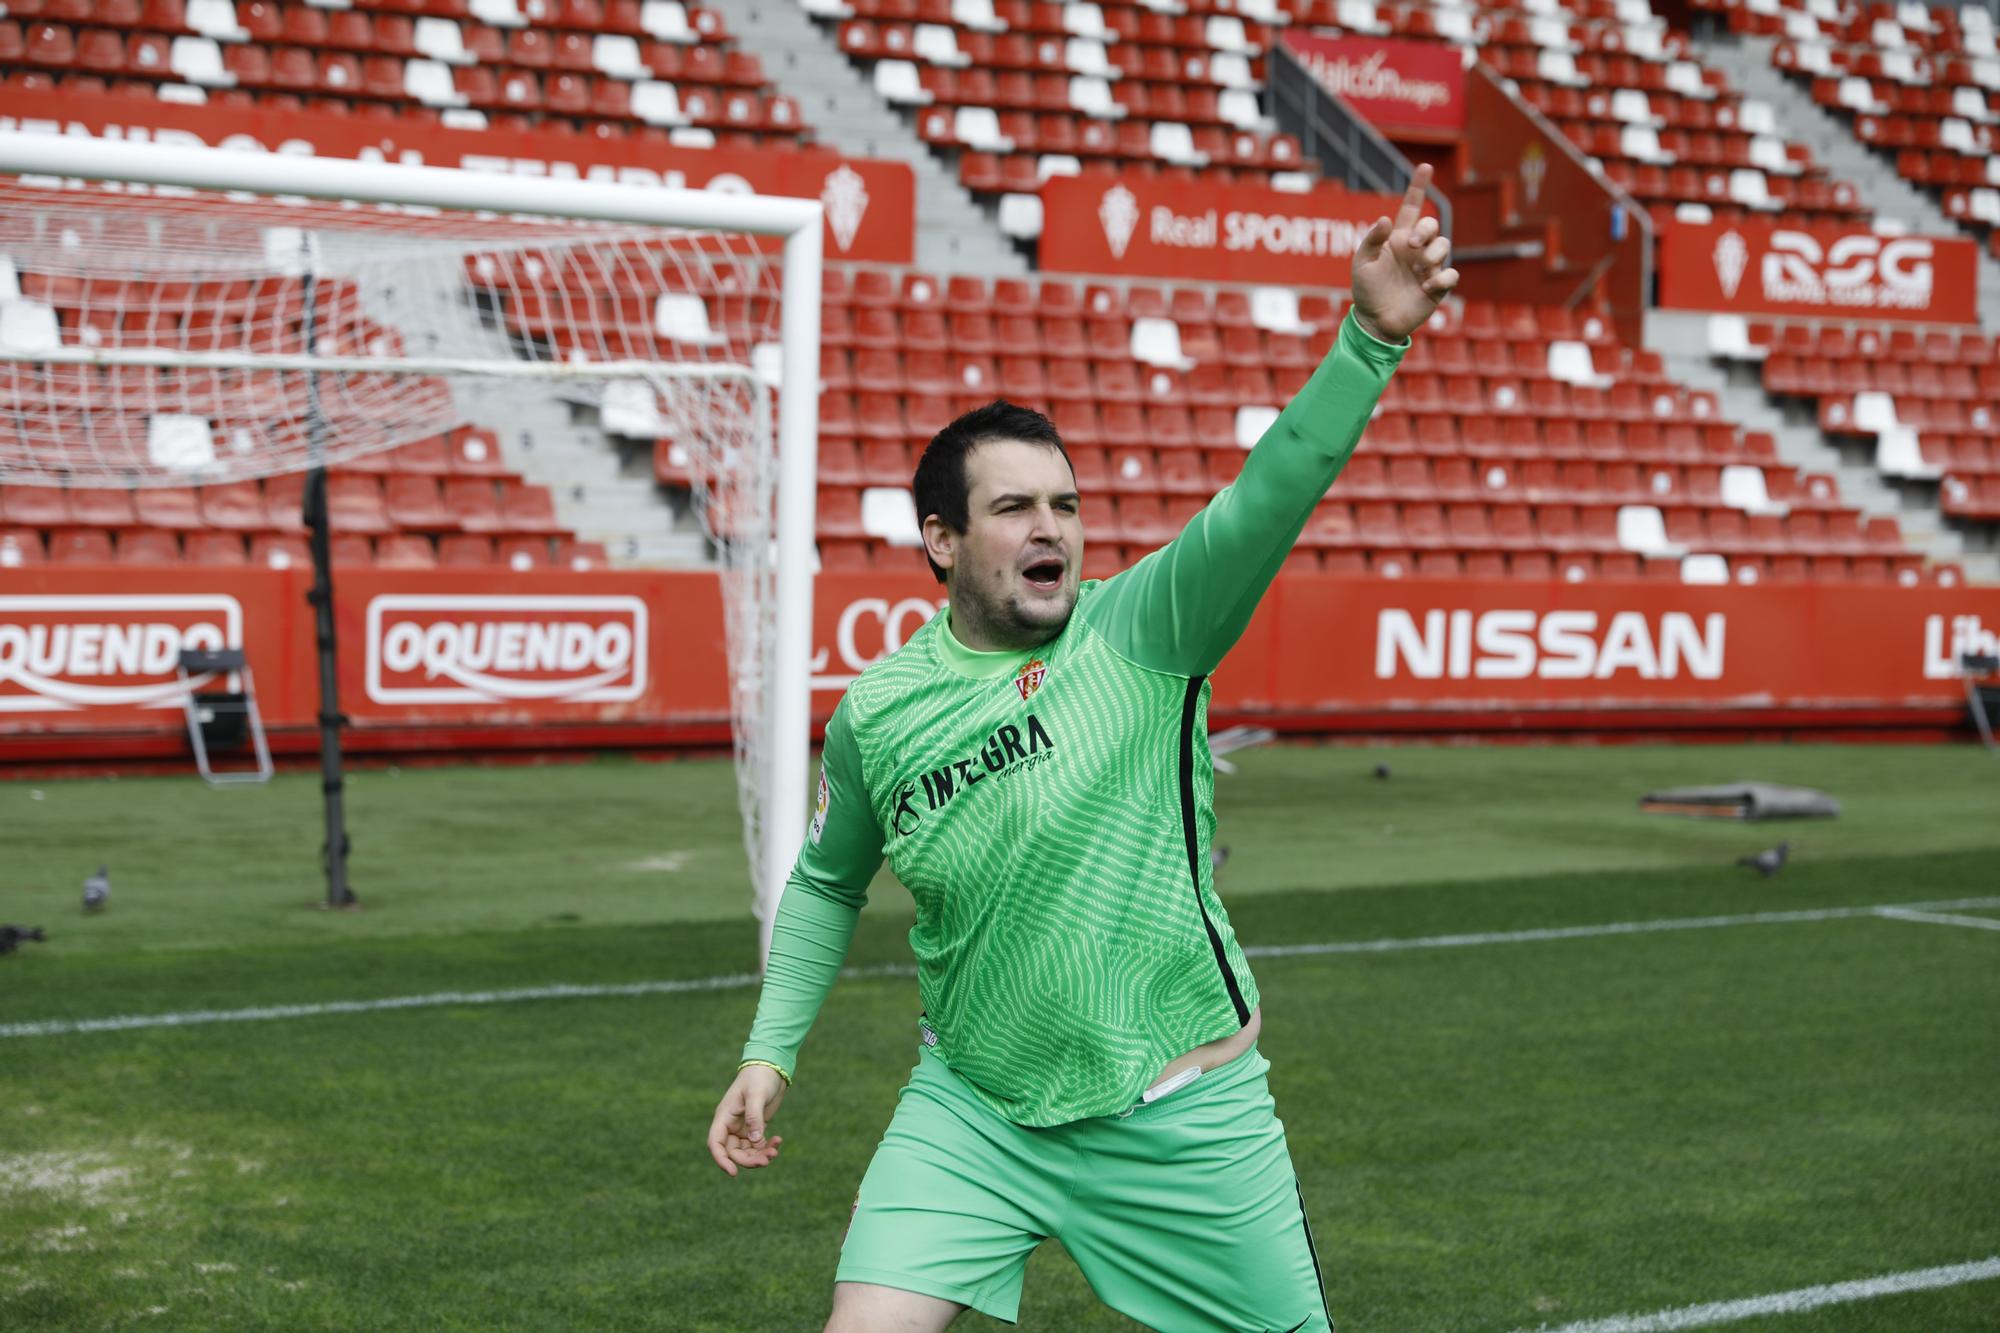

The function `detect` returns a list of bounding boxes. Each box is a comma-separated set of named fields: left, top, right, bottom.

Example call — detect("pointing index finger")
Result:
left=1395, top=163, right=1434, bottom=235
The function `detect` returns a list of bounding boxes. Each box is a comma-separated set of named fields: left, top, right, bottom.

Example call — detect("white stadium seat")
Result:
left=1132, top=318, right=1196, bottom=371
left=641, top=0, right=695, bottom=42
left=1616, top=505, right=1680, bottom=557
left=632, top=80, right=688, bottom=125
left=169, top=36, right=234, bottom=87
left=403, top=59, right=466, bottom=108
left=862, top=488, right=923, bottom=546
left=998, top=193, right=1044, bottom=239
left=1234, top=405, right=1279, bottom=448
left=415, top=18, right=472, bottom=65
left=592, top=35, right=645, bottom=80
left=913, top=25, right=971, bottom=66
left=873, top=60, right=931, bottom=106
left=186, top=0, right=249, bottom=42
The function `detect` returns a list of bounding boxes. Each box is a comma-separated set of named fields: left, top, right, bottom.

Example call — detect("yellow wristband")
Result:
left=738, top=1059, right=792, bottom=1086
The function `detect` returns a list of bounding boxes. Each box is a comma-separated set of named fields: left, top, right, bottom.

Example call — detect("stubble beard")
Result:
left=957, top=569, right=1076, bottom=652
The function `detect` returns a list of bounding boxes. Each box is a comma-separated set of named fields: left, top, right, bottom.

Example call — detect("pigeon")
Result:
left=1373, top=763, right=1392, bottom=781
left=1210, top=845, right=1231, bottom=872
left=82, top=865, right=109, bottom=913
left=1736, top=841, right=1792, bottom=878
left=0, top=925, right=46, bottom=956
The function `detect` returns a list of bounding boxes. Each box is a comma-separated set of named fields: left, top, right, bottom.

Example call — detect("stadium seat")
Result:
left=51, top=529, right=116, bottom=563
left=69, top=487, right=138, bottom=529
left=118, top=530, right=183, bottom=565
left=0, top=528, right=45, bottom=567
left=443, top=478, right=506, bottom=532
left=133, top=486, right=205, bottom=530
left=185, top=531, right=247, bottom=565
left=376, top=534, right=438, bottom=569
left=330, top=534, right=376, bottom=567
left=2, top=485, right=71, bottom=526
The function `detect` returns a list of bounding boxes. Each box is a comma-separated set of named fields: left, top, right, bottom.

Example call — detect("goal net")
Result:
left=0, top=133, right=823, bottom=954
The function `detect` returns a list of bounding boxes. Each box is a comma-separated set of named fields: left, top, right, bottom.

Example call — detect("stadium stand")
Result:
left=1708, top=316, right=2000, bottom=530
left=1697, top=0, right=2000, bottom=254
left=803, top=0, right=1871, bottom=239
left=0, top=0, right=806, bottom=147
left=660, top=266, right=1922, bottom=583
left=2, top=0, right=1983, bottom=590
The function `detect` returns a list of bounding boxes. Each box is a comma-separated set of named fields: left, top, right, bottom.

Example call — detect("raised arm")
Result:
left=1082, top=165, right=1460, bottom=678
left=708, top=695, right=884, bottom=1176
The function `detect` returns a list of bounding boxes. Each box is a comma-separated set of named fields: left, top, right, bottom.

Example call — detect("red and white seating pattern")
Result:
left=643, top=266, right=1921, bottom=583
left=1701, top=0, right=2000, bottom=251
left=815, top=0, right=1869, bottom=238
left=0, top=0, right=807, bottom=147
left=0, top=426, right=610, bottom=571
left=1716, top=317, right=2000, bottom=523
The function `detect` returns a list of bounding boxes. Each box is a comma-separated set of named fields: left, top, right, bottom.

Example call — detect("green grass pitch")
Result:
left=2, top=742, right=1996, bottom=1330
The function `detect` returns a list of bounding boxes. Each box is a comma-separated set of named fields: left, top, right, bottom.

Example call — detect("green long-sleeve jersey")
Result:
left=742, top=313, right=1407, bottom=1127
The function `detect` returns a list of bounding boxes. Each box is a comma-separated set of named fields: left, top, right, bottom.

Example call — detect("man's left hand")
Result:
left=1350, top=163, right=1460, bottom=344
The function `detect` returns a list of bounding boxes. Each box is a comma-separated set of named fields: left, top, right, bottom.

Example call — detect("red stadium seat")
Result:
left=51, top=529, right=115, bottom=563
left=133, top=486, right=204, bottom=530
left=376, top=534, right=437, bottom=569
left=69, top=487, right=138, bottom=529
left=249, top=534, right=310, bottom=570
left=438, top=534, right=497, bottom=567
left=385, top=475, right=453, bottom=530
left=199, top=482, right=266, bottom=530
left=2, top=485, right=71, bottom=526
left=185, top=532, right=248, bottom=565
left=118, top=530, right=182, bottom=565
left=326, top=475, right=390, bottom=533
left=499, top=482, right=564, bottom=535
left=0, top=528, right=45, bottom=566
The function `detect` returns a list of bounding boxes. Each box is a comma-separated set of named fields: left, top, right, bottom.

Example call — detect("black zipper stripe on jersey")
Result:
left=1297, top=1178, right=1333, bottom=1329
left=1180, top=675, right=1250, bottom=1027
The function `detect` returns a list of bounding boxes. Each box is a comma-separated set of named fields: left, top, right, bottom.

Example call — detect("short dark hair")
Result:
left=911, top=400, right=1072, bottom=583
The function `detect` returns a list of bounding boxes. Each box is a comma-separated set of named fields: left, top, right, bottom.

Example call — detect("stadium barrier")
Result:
left=1038, top=172, right=1408, bottom=286
left=1280, top=32, right=1468, bottom=144
left=3, top=568, right=1995, bottom=764
left=1658, top=218, right=1982, bottom=325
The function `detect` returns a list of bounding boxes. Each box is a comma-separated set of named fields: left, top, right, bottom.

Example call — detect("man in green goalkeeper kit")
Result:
left=709, top=166, right=1458, bottom=1331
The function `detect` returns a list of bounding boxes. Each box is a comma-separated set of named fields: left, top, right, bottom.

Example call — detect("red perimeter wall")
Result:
left=2, top=568, right=1995, bottom=766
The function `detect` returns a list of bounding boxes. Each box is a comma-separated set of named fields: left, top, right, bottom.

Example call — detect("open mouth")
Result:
left=1021, top=556, right=1066, bottom=592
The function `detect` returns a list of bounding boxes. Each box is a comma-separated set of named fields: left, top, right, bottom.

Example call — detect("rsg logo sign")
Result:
left=1759, top=231, right=1934, bottom=310
left=365, top=595, right=646, bottom=705
left=0, top=595, right=242, bottom=712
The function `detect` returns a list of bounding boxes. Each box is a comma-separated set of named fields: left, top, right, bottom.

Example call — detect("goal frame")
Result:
left=0, top=131, right=823, bottom=961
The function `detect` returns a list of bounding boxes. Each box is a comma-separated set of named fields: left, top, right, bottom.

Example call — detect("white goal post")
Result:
left=0, top=130, right=822, bottom=961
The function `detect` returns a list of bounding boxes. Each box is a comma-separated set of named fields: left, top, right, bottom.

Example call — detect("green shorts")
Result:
left=836, top=1043, right=1333, bottom=1331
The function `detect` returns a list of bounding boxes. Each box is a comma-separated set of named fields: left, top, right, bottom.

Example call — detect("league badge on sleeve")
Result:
left=810, top=765, right=830, bottom=844
left=1014, top=657, right=1048, bottom=702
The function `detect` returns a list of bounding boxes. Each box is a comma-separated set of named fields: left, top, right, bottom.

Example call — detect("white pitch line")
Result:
left=0, top=963, right=915, bottom=1040
left=1873, top=906, right=2000, bottom=934
left=1242, top=896, right=2000, bottom=959
left=5, top=897, right=1997, bottom=1042
left=1513, top=1256, right=2000, bottom=1333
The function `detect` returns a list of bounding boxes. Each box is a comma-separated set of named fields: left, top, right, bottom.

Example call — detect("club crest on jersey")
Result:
left=1014, top=657, right=1048, bottom=701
